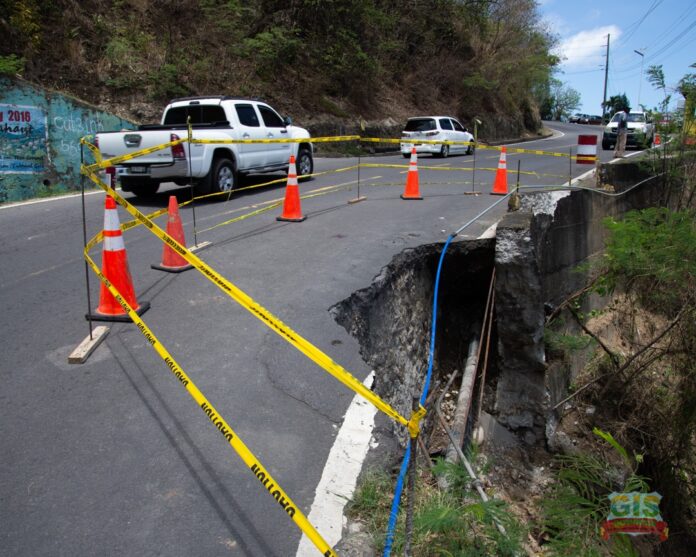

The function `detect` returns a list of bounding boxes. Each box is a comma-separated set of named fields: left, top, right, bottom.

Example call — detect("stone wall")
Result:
left=0, top=77, right=134, bottom=203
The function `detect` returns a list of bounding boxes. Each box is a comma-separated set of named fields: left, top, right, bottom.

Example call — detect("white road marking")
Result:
left=295, top=372, right=377, bottom=556
left=478, top=223, right=498, bottom=239
left=0, top=187, right=113, bottom=210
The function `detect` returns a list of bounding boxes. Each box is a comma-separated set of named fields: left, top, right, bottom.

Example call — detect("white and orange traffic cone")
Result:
left=152, top=196, right=193, bottom=273
left=277, top=155, right=306, bottom=222
left=401, top=147, right=423, bottom=200
left=491, top=147, right=508, bottom=195
left=88, top=195, right=150, bottom=322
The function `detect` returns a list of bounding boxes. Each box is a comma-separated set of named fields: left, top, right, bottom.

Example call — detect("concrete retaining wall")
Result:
left=0, top=77, right=134, bottom=203
left=493, top=163, right=664, bottom=440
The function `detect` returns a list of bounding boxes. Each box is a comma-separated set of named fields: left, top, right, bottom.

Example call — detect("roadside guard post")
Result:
left=576, top=135, right=598, bottom=165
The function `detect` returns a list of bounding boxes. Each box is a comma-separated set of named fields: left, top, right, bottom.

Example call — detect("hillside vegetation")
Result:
left=1, top=0, right=558, bottom=137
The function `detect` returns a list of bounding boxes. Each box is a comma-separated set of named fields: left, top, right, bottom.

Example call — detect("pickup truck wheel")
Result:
left=297, top=148, right=313, bottom=181
left=209, top=158, right=236, bottom=194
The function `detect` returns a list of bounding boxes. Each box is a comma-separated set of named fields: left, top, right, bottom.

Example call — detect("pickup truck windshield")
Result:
left=611, top=113, right=646, bottom=123
left=163, top=105, right=227, bottom=125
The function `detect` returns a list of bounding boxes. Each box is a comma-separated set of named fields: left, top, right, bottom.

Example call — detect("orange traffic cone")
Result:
left=88, top=195, right=150, bottom=322
left=401, top=147, right=423, bottom=200
left=653, top=133, right=661, bottom=146
left=152, top=196, right=193, bottom=273
left=491, top=147, right=508, bottom=195
left=277, top=155, right=307, bottom=222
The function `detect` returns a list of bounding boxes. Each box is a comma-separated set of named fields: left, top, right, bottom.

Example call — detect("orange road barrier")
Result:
left=577, top=134, right=598, bottom=165
left=491, top=146, right=508, bottom=195
left=152, top=196, right=193, bottom=273
left=89, top=195, right=150, bottom=322
left=401, top=147, right=423, bottom=200
left=277, top=155, right=307, bottom=222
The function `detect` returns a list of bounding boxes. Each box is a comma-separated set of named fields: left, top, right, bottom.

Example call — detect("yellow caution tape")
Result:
left=191, top=135, right=360, bottom=145
left=80, top=137, right=102, bottom=164
left=82, top=245, right=337, bottom=556
left=360, top=137, right=572, bottom=158
left=82, top=169, right=413, bottom=432
left=86, top=137, right=187, bottom=171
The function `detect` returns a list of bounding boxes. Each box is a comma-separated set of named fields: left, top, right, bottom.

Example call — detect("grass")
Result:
left=347, top=457, right=525, bottom=556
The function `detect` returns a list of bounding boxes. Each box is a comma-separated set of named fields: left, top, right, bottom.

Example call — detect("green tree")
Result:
left=603, top=93, right=630, bottom=115
left=548, top=78, right=581, bottom=120
left=647, top=64, right=671, bottom=114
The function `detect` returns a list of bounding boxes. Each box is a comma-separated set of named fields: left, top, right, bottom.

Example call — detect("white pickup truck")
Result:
left=96, top=96, right=313, bottom=198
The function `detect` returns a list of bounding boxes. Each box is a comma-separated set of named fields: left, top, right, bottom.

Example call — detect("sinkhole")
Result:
left=331, top=238, right=500, bottom=449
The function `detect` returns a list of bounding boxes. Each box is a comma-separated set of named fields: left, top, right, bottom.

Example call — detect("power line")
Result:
left=621, top=0, right=664, bottom=44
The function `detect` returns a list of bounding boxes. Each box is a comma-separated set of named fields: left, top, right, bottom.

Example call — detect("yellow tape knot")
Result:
left=407, top=405, right=427, bottom=438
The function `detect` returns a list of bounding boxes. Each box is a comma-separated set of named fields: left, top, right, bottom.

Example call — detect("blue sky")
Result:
left=537, top=0, right=696, bottom=114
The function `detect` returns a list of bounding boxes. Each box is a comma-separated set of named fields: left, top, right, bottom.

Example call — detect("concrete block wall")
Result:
left=0, top=77, right=134, bottom=203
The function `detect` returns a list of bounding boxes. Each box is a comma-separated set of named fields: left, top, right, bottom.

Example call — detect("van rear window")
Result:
left=164, top=105, right=227, bottom=125
left=404, top=118, right=436, bottom=132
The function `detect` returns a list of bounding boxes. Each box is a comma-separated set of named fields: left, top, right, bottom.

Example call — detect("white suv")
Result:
left=400, top=116, right=474, bottom=158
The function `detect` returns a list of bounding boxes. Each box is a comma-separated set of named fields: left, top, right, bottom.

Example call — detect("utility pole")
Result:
left=602, top=34, right=610, bottom=123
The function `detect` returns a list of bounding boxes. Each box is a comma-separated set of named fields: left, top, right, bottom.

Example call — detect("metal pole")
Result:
left=516, top=159, right=521, bottom=193
left=403, top=396, right=419, bottom=557
left=569, top=147, right=573, bottom=186
left=187, top=117, right=199, bottom=247
left=471, top=120, right=479, bottom=192
left=81, top=143, right=94, bottom=340
left=602, top=34, right=610, bottom=123
left=634, top=50, right=645, bottom=108
left=357, top=141, right=361, bottom=200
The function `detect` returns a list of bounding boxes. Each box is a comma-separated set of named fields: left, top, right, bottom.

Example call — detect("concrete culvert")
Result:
left=330, top=238, right=497, bottom=448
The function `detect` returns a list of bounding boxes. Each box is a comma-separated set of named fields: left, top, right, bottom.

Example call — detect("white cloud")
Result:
left=541, top=12, right=570, bottom=37
left=555, top=25, right=621, bottom=69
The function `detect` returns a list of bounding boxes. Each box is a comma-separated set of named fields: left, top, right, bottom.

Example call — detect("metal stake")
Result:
left=516, top=159, right=521, bottom=193
left=404, top=396, right=419, bottom=557
left=80, top=143, right=94, bottom=340
left=187, top=117, right=199, bottom=247
left=569, top=146, right=573, bottom=186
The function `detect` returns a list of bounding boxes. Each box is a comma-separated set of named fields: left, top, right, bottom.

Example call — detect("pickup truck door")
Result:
left=233, top=103, right=267, bottom=170
left=258, top=104, right=291, bottom=166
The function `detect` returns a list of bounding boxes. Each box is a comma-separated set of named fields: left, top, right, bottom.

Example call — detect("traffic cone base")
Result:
left=402, top=147, right=423, bottom=200
left=276, top=215, right=307, bottom=222
left=491, top=147, right=508, bottom=195
left=87, top=301, right=151, bottom=323
left=152, top=196, right=193, bottom=273
left=277, top=155, right=307, bottom=222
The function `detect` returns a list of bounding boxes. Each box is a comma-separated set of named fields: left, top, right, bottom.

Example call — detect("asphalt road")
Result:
left=0, top=121, right=616, bottom=556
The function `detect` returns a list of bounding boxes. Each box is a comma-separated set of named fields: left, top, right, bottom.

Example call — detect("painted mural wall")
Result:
left=0, top=77, right=135, bottom=203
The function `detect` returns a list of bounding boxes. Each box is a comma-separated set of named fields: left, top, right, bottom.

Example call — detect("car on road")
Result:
left=601, top=110, right=654, bottom=150
left=570, top=113, right=587, bottom=123
left=96, top=97, right=313, bottom=198
left=586, top=115, right=603, bottom=125
left=400, top=116, right=474, bottom=158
